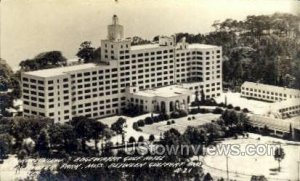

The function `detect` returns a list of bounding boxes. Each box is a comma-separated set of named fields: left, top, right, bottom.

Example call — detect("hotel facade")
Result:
left=21, top=15, right=222, bottom=122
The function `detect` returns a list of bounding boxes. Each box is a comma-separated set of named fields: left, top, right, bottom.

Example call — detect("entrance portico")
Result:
left=125, top=85, right=193, bottom=114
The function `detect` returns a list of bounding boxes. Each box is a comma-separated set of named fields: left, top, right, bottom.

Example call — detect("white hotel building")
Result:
left=21, top=15, right=222, bottom=122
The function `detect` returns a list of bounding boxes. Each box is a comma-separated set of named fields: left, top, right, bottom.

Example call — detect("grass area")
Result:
left=214, top=92, right=272, bottom=115
left=141, top=113, right=221, bottom=135
left=97, top=115, right=130, bottom=127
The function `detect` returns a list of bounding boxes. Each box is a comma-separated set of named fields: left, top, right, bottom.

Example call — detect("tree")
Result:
left=131, top=36, right=151, bottom=45
left=70, top=116, right=97, bottom=152
left=203, top=172, right=213, bottom=181
left=36, top=129, right=50, bottom=156
left=111, top=117, right=126, bottom=134
left=194, top=91, right=199, bottom=104
left=76, top=41, right=96, bottom=63
left=10, top=116, right=53, bottom=149
left=48, top=123, right=78, bottom=154
left=0, top=94, right=13, bottom=113
left=0, top=134, right=12, bottom=159
left=149, top=134, right=155, bottom=142
left=138, top=136, right=144, bottom=142
left=194, top=91, right=200, bottom=111
left=274, top=146, right=285, bottom=171
left=128, top=136, right=136, bottom=143
left=91, top=121, right=106, bottom=152
left=200, top=89, right=205, bottom=103
left=19, top=51, right=66, bottom=71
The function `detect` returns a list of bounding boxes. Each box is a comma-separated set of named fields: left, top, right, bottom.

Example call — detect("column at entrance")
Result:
left=165, top=100, right=170, bottom=115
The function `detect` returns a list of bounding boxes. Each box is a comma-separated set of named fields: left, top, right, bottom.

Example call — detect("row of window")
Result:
left=22, top=78, right=44, bottom=84
left=241, top=87, right=300, bottom=99
left=279, top=105, right=300, bottom=112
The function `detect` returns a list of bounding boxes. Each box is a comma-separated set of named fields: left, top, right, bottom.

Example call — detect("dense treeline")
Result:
left=0, top=59, right=21, bottom=115
left=173, top=13, right=300, bottom=89
left=19, top=51, right=67, bottom=71
left=0, top=116, right=114, bottom=159
left=0, top=59, right=20, bottom=96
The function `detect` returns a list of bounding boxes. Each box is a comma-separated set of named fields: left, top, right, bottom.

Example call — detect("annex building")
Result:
left=241, top=81, right=300, bottom=119
left=21, top=15, right=222, bottom=122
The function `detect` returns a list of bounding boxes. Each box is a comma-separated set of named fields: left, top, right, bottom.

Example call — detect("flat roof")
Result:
left=242, top=81, right=300, bottom=95
left=188, top=44, right=219, bottom=49
left=271, top=98, right=300, bottom=109
left=131, top=43, right=219, bottom=51
left=131, top=44, right=160, bottom=51
left=24, top=63, right=97, bottom=78
left=133, top=85, right=193, bottom=98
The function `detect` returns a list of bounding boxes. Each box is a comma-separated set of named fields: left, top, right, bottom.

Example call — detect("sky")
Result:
left=0, top=0, right=299, bottom=69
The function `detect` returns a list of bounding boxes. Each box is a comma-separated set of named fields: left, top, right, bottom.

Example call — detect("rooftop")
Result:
left=242, top=81, right=300, bottom=95
left=188, top=44, right=219, bottom=49
left=130, top=43, right=219, bottom=51
left=24, top=63, right=97, bottom=78
left=132, top=85, right=193, bottom=98
left=130, top=44, right=160, bottom=51
left=270, top=98, right=300, bottom=110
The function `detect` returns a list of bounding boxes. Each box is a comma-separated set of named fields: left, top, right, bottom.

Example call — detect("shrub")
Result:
left=178, top=110, right=188, bottom=117
left=171, top=120, right=175, bottom=124
left=158, top=113, right=169, bottom=121
left=138, top=136, right=144, bottom=142
left=189, top=108, right=198, bottom=114
left=192, top=116, right=195, bottom=119
left=164, top=114, right=170, bottom=120
left=213, top=107, right=223, bottom=114
left=218, top=102, right=226, bottom=107
left=145, top=117, right=154, bottom=125
left=188, top=117, right=191, bottom=121
left=190, top=101, right=198, bottom=107
left=167, top=121, right=171, bottom=125
left=157, top=114, right=164, bottom=121
left=149, top=134, right=155, bottom=142
left=129, top=136, right=136, bottom=143
left=137, top=119, right=145, bottom=127
left=170, top=111, right=180, bottom=119
left=199, top=108, right=210, bottom=113
left=234, top=106, right=241, bottom=111
left=133, top=122, right=139, bottom=130
left=227, top=104, right=233, bottom=109
left=133, top=122, right=142, bottom=132
left=203, top=98, right=218, bottom=106
left=242, top=108, right=249, bottom=113
left=153, top=116, right=160, bottom=123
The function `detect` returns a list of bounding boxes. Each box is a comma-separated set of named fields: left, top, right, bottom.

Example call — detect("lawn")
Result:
left=214, top=92, right=272, bottom=115
left=141, top=113, right=221, bottom=135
